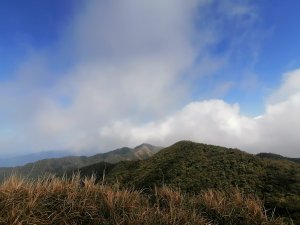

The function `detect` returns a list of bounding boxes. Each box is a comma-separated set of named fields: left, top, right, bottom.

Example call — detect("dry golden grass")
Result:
left=0, top=174, right=285, bottom=225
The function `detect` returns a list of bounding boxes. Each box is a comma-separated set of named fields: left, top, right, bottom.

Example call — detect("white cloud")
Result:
left=98, top=69, right=300, bottom=157
left=254, top=70, right=300, bottom=156
left=98, top=77, right=300, bottom=157
left=1, top=0, right=217, bottom=153
left=268, top=68, right=300, bottom=103
left=2, top=0, right=299, bottom=158
left=98, top=100, right=257, bottom=149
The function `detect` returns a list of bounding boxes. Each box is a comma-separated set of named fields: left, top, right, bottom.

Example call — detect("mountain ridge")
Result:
left=0, top=143, right=162, bottom=180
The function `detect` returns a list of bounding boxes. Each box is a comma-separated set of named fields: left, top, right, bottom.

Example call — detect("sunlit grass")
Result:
left=0, top=174, right=285, bottom=225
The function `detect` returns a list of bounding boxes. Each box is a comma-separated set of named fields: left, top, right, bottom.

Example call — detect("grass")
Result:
left=0, top=174, right=286, bottom=225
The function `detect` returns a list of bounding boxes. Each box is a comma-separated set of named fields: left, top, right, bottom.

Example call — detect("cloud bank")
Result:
left=0, top=0, right=299, bottom=157
left=101, top=69, right=300, bottom=157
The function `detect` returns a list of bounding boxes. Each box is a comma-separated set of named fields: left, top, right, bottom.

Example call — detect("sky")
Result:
left=0, top=0, right=300, bottom=157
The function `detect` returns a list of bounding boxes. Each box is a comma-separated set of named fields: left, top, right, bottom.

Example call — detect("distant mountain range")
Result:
left=256, top=152, right=300, bottom=164
left=0, top=150, right=74, bottom=167
left=77, top=141, right=300, bottom=223
left=0, top=143, right=162, bottom=180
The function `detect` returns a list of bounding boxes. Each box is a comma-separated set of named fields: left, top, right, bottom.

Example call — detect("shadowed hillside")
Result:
left=78, top=141, right=300, bottom=224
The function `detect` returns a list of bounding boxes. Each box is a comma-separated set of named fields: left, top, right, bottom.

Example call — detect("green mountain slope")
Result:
left=78, top=141, right=300, bottom=224
left=0, top=144, right=162, bottom=180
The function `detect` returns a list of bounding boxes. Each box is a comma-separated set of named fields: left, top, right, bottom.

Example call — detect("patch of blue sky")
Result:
left=191, top=0, right=300, bottom=116
left=58, top=95, right=72, bottom=108
left=0, top=0, right=77, bottom=81
left=254, top=0, right=300, bottom=87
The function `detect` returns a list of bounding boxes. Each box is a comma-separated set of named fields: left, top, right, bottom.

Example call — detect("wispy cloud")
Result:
left=1, top=0, right=299, bottom=157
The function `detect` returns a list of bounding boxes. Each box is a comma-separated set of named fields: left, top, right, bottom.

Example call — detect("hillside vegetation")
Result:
left=0, top=174, right=285, bottom=225
left=78, top=141, right=300, bottom=224
left=0, top=144, right=161, bottom=181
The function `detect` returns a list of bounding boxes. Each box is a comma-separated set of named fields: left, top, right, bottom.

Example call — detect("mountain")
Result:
left=0, top=143, right=162, bottom=180
left=78, top=141, right=300, bottom=224
left=0, top=150, right=73, bottom=167
left=257, top=152, right=300, bottom=164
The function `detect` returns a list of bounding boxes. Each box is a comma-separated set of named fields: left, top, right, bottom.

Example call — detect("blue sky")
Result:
left=0, top=0, right=300, bottom=156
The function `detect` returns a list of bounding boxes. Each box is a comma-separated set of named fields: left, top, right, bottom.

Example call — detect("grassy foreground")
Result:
left=0, top=175, right=286, bottom=225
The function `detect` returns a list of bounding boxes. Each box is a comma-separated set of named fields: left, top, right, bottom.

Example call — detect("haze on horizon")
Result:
left=0, top=0, right=300, bottom=157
